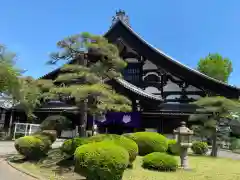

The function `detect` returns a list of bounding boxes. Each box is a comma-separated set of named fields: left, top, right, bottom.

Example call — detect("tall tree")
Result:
left=15, top=77, right=52, bottom=119
left=0, top=45, right=44, bottom=134
left=197, top=53, right=232, bottom=83
left=189, top=96, right=240, bottom=157
left=0, top=44, right=21, bottom=94
left=48, top=32, right=132, bottom=136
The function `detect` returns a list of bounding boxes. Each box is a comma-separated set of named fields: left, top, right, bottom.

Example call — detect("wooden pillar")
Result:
left=8, top=110, right=13, bottom=136
left=0, top=109, right=6, bottom=126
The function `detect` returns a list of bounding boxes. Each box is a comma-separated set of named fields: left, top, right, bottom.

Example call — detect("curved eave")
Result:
left=115, top=78, right=162, bottom=101
left=105, top=20, right=240, bottom=98
left=35, top=106, right=78, bottom=112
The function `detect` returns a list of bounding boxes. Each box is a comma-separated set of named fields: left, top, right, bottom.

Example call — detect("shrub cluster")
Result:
left=142, top=152, right=178, bottom=172
left=125, top=132, right=168, bottom=156
left=230, top=138, right=240, bottom=150
left=32, top=133, right=52, bottom=152
left=15, top=136, right=47, bottom=160
left=167, top=139, right=179, bottom=155
left=16, top=130, right=179, bottom=178
left=85, top=134, right=138, bottom=164
left=61, top=137, right=86, bottom=155
left=191, top=141, right=208, bottom=155
left=15, top=130, right=57, bottom=160
left=74, top=141, right=129, bottom=180
left=41, top=130, right=57, bottom=143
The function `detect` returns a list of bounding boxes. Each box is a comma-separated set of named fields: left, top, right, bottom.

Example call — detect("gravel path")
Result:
left=0, top=140, right=63, bottom=156
left=217, top=149, right=240, bottom=160
left=0, top=158, right=36, bottom=179
left=0, top=141, right=63, bottom=179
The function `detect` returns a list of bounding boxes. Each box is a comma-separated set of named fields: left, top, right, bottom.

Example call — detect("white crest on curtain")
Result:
left=98, top=115, right=106, bottom=122
left=122, top=115, right=131, bottom=124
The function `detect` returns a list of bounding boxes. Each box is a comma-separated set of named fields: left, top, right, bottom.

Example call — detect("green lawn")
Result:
left=9, top=152, right=240, bottom=180
left=124, top=156, right=240, bottom=180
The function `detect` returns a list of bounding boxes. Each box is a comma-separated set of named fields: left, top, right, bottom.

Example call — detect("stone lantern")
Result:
left=173, top=121, right=194, bottom=170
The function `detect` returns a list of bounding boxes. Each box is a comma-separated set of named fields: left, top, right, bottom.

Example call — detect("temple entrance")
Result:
left=92, top=112, right=141, bottom=135
left=98, top=123, right=134, bottom=135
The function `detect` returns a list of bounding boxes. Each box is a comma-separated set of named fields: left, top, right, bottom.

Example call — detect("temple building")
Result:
left=3, top=10, right=240, bottom=135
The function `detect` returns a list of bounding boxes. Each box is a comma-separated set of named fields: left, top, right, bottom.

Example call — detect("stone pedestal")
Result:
left=180, top=147, right=188, bottom=169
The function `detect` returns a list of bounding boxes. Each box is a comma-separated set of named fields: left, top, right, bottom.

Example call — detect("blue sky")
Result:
left=1, top=1, right=240, bottom=86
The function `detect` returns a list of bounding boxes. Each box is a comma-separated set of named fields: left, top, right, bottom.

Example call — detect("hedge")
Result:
left=33, top=134, right=52, bottom=152
left=86, top=134, right=138, bottom=164
left=61, top=137, right=86, bottom=155
left=142, top=152, right=178, bottom=172
left=167, top=139, right=180, bottom=155
left=15, top=136, right=47, bottom=160
left=191, top=141, right=208, bottom=155
left=125, top=132, right=168, bottom=156
left=74, top=141, right=129, bottom=180
left=230, top=138, right=240, bottom=150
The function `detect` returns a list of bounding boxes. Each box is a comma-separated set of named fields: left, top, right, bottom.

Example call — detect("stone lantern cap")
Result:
left=173, top=121, right=194, bottom=135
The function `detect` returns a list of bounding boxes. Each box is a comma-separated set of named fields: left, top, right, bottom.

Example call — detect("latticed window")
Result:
left=123, top=63, right=141, bottom=85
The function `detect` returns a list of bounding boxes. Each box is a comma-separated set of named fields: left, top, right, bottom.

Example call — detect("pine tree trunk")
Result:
left=79, top=99, right=88, bottom=137
left=78, top=54, right=88, bottom=137
left=211, top=130, right=218, bottom=157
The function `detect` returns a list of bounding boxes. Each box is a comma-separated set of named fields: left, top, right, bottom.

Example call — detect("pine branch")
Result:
left=46, top=32, right=132, bottom=118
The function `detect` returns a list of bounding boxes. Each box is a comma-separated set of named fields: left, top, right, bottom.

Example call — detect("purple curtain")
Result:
left=88, top=112, right=141, bottom=128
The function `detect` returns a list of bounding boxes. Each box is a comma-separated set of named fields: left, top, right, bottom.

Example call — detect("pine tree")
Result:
left=48, top=32, right=132, bottom=136
left=189, top=96, right=240, bottom=157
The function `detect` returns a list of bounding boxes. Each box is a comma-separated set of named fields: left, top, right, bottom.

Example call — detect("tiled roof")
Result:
left=105, top=20, right=240, bottom=98
left=115, top=78, right=162, bottom=101
left=0, top=96, right=13, bottom=109
left=35, top=100, right=78, bottom=112
left=108, top=20, right=239, bottom=91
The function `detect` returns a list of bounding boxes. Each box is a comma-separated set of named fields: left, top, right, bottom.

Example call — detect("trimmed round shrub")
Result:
left=33, top=130, right=57, bottom=143
left=230, top=138, right=240, bottom=150
left=125, top=132, right=168, bottom=156
left=122, top=133, right=133, bottom=139
left=74, top=141, right=129, bottom=180
left=142, top=152, right=178, bottom=172
left=85, top=134, right=138, bottom=164
left=33, top=134, right=52, bottom=152
left=15, top=136, right=47, bottom=160
left=191, top=141, right=208, bottom=155
left=61, top=137, right=86, bottom=155
left=167, top=139, right=180, bottom=155
left=41, top=130, right=57, bottom=143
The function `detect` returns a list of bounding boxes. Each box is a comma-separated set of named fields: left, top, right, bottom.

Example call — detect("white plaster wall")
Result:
left=166, top=94, right=181, bottom=100
left=144, top=87, right=160, bottom=94
left=170, top=76, right=181, bottom=81
left=185, top=85, right=201, bottom=91
left=143, top=60, right=158, bottom=70
left=187, top=95, right=201, bottom=100
left=142, top=59, right=204, bottom=101
left=125, top=58, right=138, bottom=63
left=163, top=80, right=181, bottom=92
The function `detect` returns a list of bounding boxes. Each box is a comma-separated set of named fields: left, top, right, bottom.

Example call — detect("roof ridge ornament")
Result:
left=111, top=9, right=130, bottom=27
